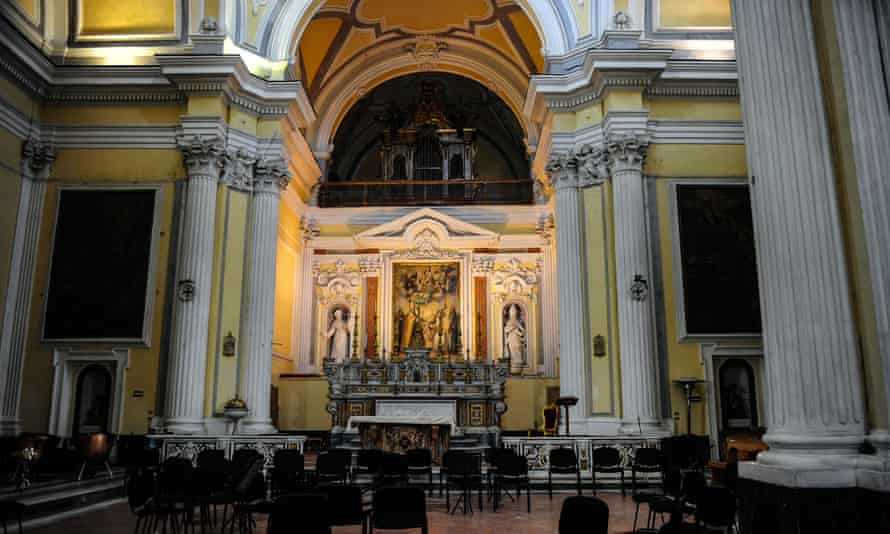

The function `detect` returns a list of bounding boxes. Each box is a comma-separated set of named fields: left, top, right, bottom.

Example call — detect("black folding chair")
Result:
left=548, top=447, right=581, bottom=498
left=592, top=446, right=625, bottom=496
left=371, top=487, right=428, bottom=534
left=321, top=485, right=369, bottom=534
left=405, top=449, right=433, bottom=494
left=558, top=496, right=609, bottom=534
left=492, top=450, right=530, bottom=513
left=268, top=493, right=330, bottom=534
left=315, top=449, right=351, bottom=485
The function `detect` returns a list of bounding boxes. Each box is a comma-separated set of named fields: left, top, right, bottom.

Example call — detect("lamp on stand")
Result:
left=672, top=377, right=705, bottom=435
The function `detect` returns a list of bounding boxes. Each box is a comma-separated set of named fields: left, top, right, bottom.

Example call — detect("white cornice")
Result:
left=303, top=205, right=552, bottom=227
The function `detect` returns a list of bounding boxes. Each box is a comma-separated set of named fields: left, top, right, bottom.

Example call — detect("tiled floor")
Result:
left=29, top=491, right=655, bottom=534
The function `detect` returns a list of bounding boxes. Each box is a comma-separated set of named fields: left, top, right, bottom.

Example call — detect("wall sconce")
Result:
left=223, top=331, right=236, bottom=357
left=630, top=274, right=649, bottom=301
left=593, top=335, right=606, bottom=357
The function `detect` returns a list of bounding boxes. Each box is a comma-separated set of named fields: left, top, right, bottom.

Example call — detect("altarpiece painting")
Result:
left=391, top=262, right=460, bottom=358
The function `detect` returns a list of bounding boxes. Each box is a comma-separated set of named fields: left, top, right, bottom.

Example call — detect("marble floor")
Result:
left=29, top=491, right=656, bottom=534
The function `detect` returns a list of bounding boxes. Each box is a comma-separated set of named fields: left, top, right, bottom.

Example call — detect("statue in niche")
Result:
left=326, top=307, right=351, bottom=362
left=503, top=304, right=527, bottom=370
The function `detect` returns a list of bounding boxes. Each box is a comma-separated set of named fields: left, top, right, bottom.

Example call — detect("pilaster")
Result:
left=165, top=135, right=225, bottom=434
left=239, top=159, right=291, bottom=434
left=0, top=139, right=54, bottom=436
left=295, top=217, right=318, bottom=373
left=732, top=0, right=865, bottom=484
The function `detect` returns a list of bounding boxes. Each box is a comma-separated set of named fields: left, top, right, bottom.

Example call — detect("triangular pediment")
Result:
left=355, top=208, right=500, bottom=249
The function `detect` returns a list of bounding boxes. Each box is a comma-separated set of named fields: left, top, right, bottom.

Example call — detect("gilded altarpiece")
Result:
left=391, top=262, right=461, bottom=358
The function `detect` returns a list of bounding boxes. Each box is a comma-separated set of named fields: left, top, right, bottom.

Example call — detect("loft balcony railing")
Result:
left=317, top=178, right=534, bottom=207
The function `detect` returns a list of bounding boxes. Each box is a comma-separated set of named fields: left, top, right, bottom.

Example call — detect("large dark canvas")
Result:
left=44, top=189, right=156, bottom=340
left=676, top=184, right=761, bottom=334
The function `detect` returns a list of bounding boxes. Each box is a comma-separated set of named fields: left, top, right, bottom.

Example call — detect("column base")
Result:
left=737, top=471, right=890, bottom=533
left=0, top=417, right=21, bottom=437
left=239, top=418, right=277, bottom=435
left=164, top=417, right=207, bottom=435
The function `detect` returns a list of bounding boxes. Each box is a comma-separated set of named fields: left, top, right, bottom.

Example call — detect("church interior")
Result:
left=0, top=0, right=888, bottom=532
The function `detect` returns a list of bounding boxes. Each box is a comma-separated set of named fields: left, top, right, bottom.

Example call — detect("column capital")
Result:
left=576, top=143, right=610, bottom=186
left=177, top=135, right=225, bottom=179
left=21, top=139, right=55, bottom=180
left=606, top=134, right=649, bottom=174
left=222, top=149, right=257, bottom=190
left=545, top=152, right=579, bottom=191
left=253, top=159, right=292, bottom=195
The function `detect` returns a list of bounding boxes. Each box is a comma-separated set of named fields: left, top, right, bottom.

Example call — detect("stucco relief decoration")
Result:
left=545, top=151, right=579, bottom=191
left=359, top=256, right=382, bottom=275
left=300, top=216, right=320, bottom=241
left=405, top=36, right=448, bottom=71
left=472, top=256, right=495, bottom=275
left=392, top=228, right=462, bottom=259
left=21, top=138, right=55, bottom=177
left=223, top=149, right=256, bottom=189
left=492, top=258, right=539, bottom=297
left=576, top=143, right=610, bottom=185
left=535, top=214, right=555, bottom=244
left=606, top=134, right=649, bottom=172
left=177, top=135, right=225, bottom=177
left=315, top=259, right=361, bottom=290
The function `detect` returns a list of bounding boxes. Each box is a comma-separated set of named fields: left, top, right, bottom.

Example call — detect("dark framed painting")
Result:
left=676, top=184, right=762, bottom=335
left=43, top=189, right=157, bottom=341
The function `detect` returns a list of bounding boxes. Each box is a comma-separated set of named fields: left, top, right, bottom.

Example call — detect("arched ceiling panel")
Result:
left=296, top=0, right=544, bottom=100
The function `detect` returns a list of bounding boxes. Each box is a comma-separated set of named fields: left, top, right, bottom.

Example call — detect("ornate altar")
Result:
left=323, top=349, right=510, bottom=449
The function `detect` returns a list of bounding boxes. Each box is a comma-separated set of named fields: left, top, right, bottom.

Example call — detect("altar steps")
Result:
left=0, top=468, right=126, bottom=530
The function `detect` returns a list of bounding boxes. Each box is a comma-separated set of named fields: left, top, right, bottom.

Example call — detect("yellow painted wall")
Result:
left=582, top=186, right=618, bottom=416
left=0, top=78, right=41, bottom=118
left=19, top=148, right=183, bottom=435
left=570, top=0, right=590, bottom=37
left=78, top=0, right=177, bottom=36
left=42, top=104, right=184, bottom=125
left=278, top=377, right=331, bottom=430
left=648, top=145, right=751, bottom=435
left=647, top=98, right=742, bottom=121
left=501, top=378, right=560, bottom=431
left=13, top=0, right=39, bottom=22
left=273, top=205, right=302, bottom=362
left=657, top=0, right=732, bottom=29
left=0, top=131, right=24, bottom=336
left=206, top=189, right=249, bottom=415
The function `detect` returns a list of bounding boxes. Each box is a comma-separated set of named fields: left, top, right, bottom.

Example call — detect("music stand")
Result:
left=556, top=396, right=579, bottom=435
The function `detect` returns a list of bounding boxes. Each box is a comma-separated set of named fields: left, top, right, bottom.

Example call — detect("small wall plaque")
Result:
left=178, top=280, right=196, bottom=302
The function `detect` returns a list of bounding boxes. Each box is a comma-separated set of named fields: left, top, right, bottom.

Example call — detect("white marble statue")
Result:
left=504, top=304, right=526, bottom=365
left=326, top=308, right=350, bottom=361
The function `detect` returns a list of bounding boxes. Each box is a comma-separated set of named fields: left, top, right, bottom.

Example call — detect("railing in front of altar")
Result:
left=317, top=178, right=535, bottom=207
left=324, top=356, right=510, bottom=392
left=148, top=434, right=305, bottom=470
left=501, top=436, right=663, bottom=482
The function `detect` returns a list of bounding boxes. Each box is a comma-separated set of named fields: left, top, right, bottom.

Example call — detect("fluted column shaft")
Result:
left=732, top=0, right=865, bottom=472
left=239, top=162, right=290, bottom=434
left=0, top=140, right=54, bottom=436
left=548, top=156, right=589, bottom=431
left=608, top=137, right=662, bottom=433
left=165, top=137, right=224, bottom=434
left=832, top=1, right=890, bottom=461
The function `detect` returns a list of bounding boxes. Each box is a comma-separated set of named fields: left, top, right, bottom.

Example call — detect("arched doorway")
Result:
left=72, top=365, right=113, bottom=436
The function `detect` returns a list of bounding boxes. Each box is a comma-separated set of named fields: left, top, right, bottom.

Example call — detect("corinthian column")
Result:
left=165, top=136, right=224, bottom=434
left=0, top=140, right=54, bottom=436
left=239, top=160, right=291, bottom=434
left=546, top=154, right=589, bottom=432
left=732, top=0, right=865, bottom=480
left=607, top=135, right=663, bottom=434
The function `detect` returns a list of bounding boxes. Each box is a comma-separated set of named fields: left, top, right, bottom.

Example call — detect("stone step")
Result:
left=0, top=469, right=126, bottom=529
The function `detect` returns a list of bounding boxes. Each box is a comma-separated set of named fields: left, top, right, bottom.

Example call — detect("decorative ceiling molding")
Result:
left=250, top=0, right=571, bottom=62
